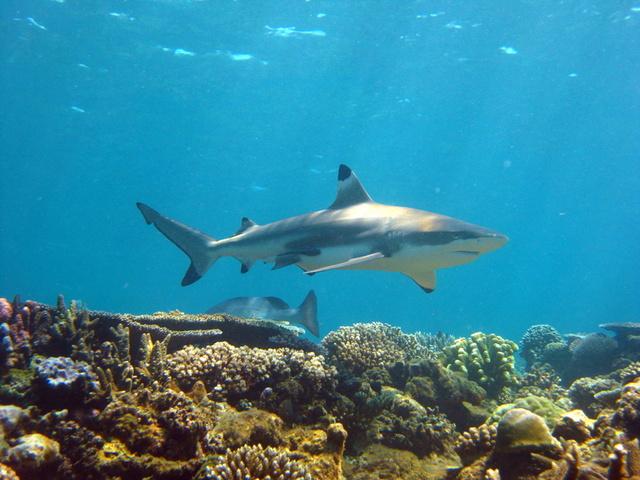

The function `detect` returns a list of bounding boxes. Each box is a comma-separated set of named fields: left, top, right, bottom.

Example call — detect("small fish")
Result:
left=174, top=48, right=196, bottom=57
left=70, top=106, right=85, bottom=113
left=207, top=290, right=319, bottom=336
left=26, top=17, right=47, bottom=30
left=265, top=26, right=326, bottom=38
left=499, top=46, right=518, bottom=55
left=227, top=53, right=254, bottom=61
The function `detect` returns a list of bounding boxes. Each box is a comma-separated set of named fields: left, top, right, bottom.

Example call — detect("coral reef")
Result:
left=517, top=364, right=570, bottom=406
left=322, top=322, right=430, bottom=375
left=486, top=394, right=567, bottom=429
left=414, top=331, right=456, bottom=354
left=600, top=322, right=640, bottom=357
left=364, top=386, right=456, bottom=456
left=166, top=342, right=337, bottom=422
left=441, top=332, right=519, bottom=398
left=567, top=333, right=619, bottom=380
left=568, top=375, right=620, bottom=417
left=519, top=324, right=563, bottom=369
left=196, top=444, right=312, bottom=480
left=3, top=295, right=640, bottom=480
left=493, top=408, right=560, bottom=454
left=612, top=378, right=640, bottom=438
left=455, top=423, right=497, bottom=465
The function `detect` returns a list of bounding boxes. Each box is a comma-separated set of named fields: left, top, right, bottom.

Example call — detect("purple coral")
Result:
left=35, top=356, right=97, bottom=391
left=0, top=298, right=31, bottom=369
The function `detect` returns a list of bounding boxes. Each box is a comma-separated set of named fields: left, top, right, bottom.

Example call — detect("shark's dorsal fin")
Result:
left=235, top=217, right=257, bottom=235
left=329, top=164, right=373, bottom=209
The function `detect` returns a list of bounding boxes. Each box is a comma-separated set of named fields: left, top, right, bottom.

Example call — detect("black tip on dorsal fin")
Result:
left=338, top=164, right=351, bottom=181
left=329, top=164, right=373, bottom=210
left=235, top=217, right=257, bottom=235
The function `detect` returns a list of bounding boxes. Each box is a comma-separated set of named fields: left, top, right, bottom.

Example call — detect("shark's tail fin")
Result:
left=296, top=290, right=319, bottom=337
left=137, top=202, right=218, bottom=286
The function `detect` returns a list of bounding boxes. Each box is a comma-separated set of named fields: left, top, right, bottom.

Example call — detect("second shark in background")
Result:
left=206, top=290, right=319, bottom=337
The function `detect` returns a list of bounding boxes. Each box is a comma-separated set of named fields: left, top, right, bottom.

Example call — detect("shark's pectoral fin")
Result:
left=304, top=251, right=385, bottom=275
left=406, top=270, right=436, bottom=293
left=273, top=249, right=322, bottom=270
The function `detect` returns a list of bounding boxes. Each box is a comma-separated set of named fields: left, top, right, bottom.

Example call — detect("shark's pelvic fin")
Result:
left=407, top=270, right=436, bottom=293
left=136, top=203, right=218, bottom=286
left=235, top=217, right=257, bottom=235
left=272, top=253, right=301, bottom=270
left=304, top=251, right=385, bottom=274
left=329, top=164, right=373, bottom=209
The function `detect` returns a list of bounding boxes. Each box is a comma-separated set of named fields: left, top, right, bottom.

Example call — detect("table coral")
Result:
left=442, top=332, right=519, bottom=397
left=322, top=322, right=430, bottom=375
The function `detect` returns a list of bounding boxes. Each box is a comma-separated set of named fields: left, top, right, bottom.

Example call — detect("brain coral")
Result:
left=166, top=342, right=336, bottom=400
left=321, top=322, right=430, bottom=375
left=196, top=444, right=312, bottom=480
left=442, top=332, right=518, bottom=396
left=519, top=325, right=563, bottom=368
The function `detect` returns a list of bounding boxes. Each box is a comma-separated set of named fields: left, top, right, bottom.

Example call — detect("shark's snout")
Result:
left=476, top=230, right=509, bottom=253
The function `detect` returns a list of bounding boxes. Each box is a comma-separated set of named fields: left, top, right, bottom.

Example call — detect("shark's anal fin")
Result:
left=240, top=261, right=254, bottom=273
left=304, top=251, right=385, bottom=275
left=406, top=271, right=436, bottom=293
left=329, top=164, right=373, bottom=209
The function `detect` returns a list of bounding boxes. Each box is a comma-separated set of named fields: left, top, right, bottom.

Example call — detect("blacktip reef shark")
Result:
left=206, top=290, right=319, bottom=337
left=137, top=164, right=507, bottom=293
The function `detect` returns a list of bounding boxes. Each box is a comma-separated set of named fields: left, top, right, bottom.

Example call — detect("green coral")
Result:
left=441, top=332, right=518, bottom=396
left=493, top=408, right=560, bottom=454
left=486, top=394, right=567, bottom=429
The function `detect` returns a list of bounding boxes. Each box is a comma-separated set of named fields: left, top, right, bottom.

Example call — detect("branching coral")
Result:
left=196, top=444, right=312, bottom=480
left=442, top=332, right=519, bottom=397
left=414, top=331, right=455, bottom=354
left=166, top=342, right=336, bottom=404
left=365, top=387, right=456, bottom=457
left=322, top=322, right=430, bottom=375
left=455, top=423, right=497, bottom=465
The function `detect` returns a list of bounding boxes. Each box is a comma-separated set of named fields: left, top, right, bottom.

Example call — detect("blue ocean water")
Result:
left=1, top=0, right=639, bottom=342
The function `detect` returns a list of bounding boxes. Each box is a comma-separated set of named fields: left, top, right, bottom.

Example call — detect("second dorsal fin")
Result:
left=328, top=164, right=373, bottom=209
left=235, top=217, right=257, bottom=235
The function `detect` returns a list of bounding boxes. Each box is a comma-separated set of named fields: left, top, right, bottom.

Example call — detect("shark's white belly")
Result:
left=296, top=243, right=477, bottom=273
